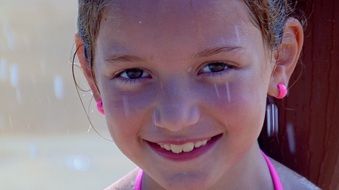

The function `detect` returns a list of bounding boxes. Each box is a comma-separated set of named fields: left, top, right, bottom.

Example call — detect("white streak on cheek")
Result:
left=225, top=82, right=231, bottom=103
left=214, top=83, right=221, bottom=98
left=214, top=83, right=232, bottom=103
left=122, top=96, right=130, bottom=117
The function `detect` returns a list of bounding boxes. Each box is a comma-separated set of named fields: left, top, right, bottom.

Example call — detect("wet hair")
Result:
left=75, top=0, right=304, bottom=140
left=77, top=0, right=303, bottom=66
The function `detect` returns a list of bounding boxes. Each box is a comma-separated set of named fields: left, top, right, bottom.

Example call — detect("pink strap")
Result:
left=134, top=153, right=283, bottom=190
left=134, top=169, right=143, bottom=190
left=262, top=152, right=284, bottom=190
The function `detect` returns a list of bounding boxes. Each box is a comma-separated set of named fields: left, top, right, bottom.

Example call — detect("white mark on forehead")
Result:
left=234, top=25, right=241, bottom=44
left=213, top=24, right=247, bottom=46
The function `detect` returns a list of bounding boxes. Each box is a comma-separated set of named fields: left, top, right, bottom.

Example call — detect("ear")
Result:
left=74, top=33, right=101, bottom=101
left=268, top=18, right=304, bottom=98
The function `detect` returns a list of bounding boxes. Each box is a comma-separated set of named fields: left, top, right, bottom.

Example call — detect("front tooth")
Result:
left=163, top=144, right=171, bottom=151
left=201, top=140, right=208, bottom=146
left=182, top=142, right=194, bottom=152
left=170, top=144, right=183, bottom=154
left=194, top=141, right=204, bottom=148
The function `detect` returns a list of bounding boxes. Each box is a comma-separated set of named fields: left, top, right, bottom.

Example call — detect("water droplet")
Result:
left=53, top=75, right=64, bottom=100
left=286, top=123, right=296, bottom=154
left=234, top=25, right=241, bottom=44
left=65, top=155, right=91, bottom=172
left=15, top=88, right=22, bottom=104
left=28, top=144, right=38, bottom=159
left=225, top=82, right=231, bottom=102
left=152, top=109, right=161, bottom=126
left=214, top=84, right=220, bottom=98
left=122, top=96, right=130, bottom=116
left=274, top=104, right=278, bottom=134
left=3, top=22, right=16, bottom=50
left=266, top=103, right=278, bottom=137
left=9, top=64, right=19, bottom=88
left=266, top=105, right=272, bottom=136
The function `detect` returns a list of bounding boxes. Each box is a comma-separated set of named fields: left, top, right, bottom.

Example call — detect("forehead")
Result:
left=104, top=0, right=248, bottom=19
left=97, top=0, right=260, bottom=55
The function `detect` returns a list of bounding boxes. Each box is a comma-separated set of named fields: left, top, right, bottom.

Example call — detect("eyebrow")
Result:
left=194, top=46, right=243, bottom=58
left=105, top=46, right=243, bottom=63
left=105, top=54, right=145, bottom=63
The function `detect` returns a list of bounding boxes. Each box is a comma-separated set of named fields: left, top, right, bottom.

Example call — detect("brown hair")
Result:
left=77, top=0, right=303, bottom=66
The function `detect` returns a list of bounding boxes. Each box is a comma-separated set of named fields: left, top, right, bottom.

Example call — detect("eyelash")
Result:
left=113, top=62, right=234, bottom=84
left=113, top=68, right=152, bottom=85
left=198, top=61, right=235, bottom=76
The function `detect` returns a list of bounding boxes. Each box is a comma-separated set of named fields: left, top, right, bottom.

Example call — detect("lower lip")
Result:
left=146, top=134, right=222, bottom=161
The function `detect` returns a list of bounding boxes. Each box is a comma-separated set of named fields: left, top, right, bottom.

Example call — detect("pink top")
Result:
left=134, top=153, right=283, bottom=190
left=134, top=169, right=143, bottom=190
left=262, top=152, right=284, bottom=190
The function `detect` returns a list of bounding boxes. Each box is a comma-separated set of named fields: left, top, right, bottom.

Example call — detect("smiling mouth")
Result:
left=157, top=138, right=210, bottom=154
left=146, top=134, right=223, bottom=161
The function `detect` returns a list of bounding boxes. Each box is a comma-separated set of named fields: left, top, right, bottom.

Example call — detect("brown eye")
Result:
left=199, top=62, right=232, bottom=74
left=207, top=63, right=227, bottom=72
left=119, top=68, right=150, bottom=79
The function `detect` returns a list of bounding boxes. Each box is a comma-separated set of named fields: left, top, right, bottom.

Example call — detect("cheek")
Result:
left=101, top=84, right=157, bottom=144
left=200, top=77, right=267, bottom=135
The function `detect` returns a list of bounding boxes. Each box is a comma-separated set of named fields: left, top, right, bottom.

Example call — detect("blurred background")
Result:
left=0, top=0, right=135, bottom=189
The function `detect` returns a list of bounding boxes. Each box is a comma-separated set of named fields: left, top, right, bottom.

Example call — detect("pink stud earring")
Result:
left=277, top=83, right=288, bottom=99
left=96, top=99, right=105, bottom=115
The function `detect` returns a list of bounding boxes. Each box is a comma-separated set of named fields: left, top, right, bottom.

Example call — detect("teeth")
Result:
left=194, top=140, right=207, bottom=148
left=163, top=144, right=171, bottom=151
left=182, top=142, right=194, bottom=152
left=170, top=144, right=183, bottom=154
left=158, top=139, right=210, bottom=154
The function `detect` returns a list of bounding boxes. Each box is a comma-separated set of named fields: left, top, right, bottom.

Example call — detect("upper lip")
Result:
left=144, top=133, right=222, bottom=145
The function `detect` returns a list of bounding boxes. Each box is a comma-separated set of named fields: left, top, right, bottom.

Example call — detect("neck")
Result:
left=209, top=143, right=274, bottom=190
left=141, top=143, right=274, bottom=190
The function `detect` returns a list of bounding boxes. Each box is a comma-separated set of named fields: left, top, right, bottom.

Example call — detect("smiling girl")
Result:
left=75, top=0, right=319, bottom=189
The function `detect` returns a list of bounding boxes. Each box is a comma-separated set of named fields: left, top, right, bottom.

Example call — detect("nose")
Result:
left=153, top=80, right=200, bottom=132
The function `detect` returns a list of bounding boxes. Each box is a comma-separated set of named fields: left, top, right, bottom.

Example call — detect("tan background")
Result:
left=0, top=1, right=135, bottom=189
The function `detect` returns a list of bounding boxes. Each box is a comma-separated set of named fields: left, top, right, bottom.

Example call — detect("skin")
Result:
left=76, top=0, right=304, bottom=189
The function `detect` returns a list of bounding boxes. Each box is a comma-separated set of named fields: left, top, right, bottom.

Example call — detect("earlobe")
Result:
left=74, top=33, right=102, bottom=101
left=268, top=18, right=304, bottom=98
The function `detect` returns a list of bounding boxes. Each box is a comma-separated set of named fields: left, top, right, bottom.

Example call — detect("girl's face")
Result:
left=93, top=0, right=276, bottom=189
